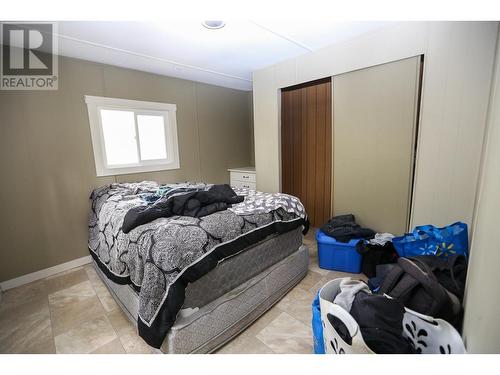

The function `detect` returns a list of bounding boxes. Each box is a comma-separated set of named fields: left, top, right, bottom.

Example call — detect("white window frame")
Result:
left=85, top=95, right=180, bottom=176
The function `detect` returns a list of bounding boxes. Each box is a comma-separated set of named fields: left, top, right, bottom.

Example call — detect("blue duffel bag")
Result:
left=312, top=292, right=325, bottom=354
left=393, top=222, right=468, bottom=259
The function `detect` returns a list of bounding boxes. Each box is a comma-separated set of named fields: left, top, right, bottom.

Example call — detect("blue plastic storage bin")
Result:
left=316, top=230, right=362, bottom=273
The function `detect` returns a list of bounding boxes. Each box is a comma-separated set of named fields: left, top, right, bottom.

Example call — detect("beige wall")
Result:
left=462, top=29, right=500, bottom=353
left=0, top=56, right=253, bottom=282
left=253, top=21, right=498, bottom=230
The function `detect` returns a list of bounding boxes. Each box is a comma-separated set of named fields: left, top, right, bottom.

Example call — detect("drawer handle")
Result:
left=243, top=175, right=249, bottom=179
left=243, top=185, right=250, bottom=188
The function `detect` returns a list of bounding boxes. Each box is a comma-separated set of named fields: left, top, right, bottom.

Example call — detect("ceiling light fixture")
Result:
left=202, top=21, right=225, bottom=30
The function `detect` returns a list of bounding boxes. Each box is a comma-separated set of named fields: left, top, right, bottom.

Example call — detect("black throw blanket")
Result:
left=122, top=184, right=244, bottom=233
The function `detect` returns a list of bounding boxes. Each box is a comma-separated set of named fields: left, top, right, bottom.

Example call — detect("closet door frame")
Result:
left=407, top=55, right=425, bottom=232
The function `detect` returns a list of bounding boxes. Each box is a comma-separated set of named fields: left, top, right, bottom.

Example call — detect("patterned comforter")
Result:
left=88, top=181, right=307, bottom=348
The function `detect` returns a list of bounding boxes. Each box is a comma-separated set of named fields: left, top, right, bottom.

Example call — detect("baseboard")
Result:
left=0, top=255, right=92, bottom=291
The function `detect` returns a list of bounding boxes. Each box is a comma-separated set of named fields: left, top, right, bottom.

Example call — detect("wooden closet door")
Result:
left=281, top=79, right=332, bottom=227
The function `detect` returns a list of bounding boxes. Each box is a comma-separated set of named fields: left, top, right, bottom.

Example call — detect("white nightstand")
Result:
left=228, top=167, right=256, bottom=190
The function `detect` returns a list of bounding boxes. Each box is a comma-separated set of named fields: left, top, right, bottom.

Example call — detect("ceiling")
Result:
left=56, top=21, right=391, bottom=91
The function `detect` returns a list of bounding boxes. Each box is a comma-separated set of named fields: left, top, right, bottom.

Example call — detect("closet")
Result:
left=281, top=56, right=422, bottom=233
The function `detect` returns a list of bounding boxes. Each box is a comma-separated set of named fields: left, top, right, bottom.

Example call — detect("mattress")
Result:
left=95, top=240, right=309, bottom=353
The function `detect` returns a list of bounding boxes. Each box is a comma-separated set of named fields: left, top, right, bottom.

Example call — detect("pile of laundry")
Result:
left=317, top=252, right=468, bottom=354
left=313, top=216, right=470, bottom=354
left=320, top=214, right=375, bottom=242
left=123, top=183, right=244, bottom=233
left=320, top=214, right=399, bottom=277
left=332, top=278, right=416, bottom=354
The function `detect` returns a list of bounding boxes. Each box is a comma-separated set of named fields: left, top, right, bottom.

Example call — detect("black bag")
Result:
left=356, top=241, right=399, bottom=278
left=428, top=255, right=468, bottom=301
left=378, top=255, right=466, bottom=329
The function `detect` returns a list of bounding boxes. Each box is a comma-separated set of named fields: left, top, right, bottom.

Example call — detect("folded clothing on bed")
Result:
left=122, top=184, right=244, bottom=233
left=88, top=181, right=308, bottom=348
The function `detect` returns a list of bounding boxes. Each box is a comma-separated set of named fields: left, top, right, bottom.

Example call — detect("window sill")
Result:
left=96, top=162, right=180, bottom=177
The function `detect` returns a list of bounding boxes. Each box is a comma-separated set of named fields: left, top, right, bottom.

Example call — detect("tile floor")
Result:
left=0, top=229, right=364, bottom=354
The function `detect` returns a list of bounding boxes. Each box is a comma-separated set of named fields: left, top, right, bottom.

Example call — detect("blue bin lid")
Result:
left=315, top=229, right=362, bottom=246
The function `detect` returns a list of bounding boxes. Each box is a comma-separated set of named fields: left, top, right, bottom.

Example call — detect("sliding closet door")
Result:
left=333, top=56, right=421, bottom=234
left=281, top=79, right=332, bottom=227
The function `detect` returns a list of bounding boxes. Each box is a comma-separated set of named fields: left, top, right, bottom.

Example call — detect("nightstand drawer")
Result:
left=231, top=171, right=256, bottom=183
left=231, top=180, right=256, bottom=190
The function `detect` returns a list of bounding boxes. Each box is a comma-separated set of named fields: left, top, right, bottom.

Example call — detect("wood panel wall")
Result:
left=281, top=78, right=332, bottom=227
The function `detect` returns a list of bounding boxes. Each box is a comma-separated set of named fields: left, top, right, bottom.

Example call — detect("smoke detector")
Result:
left=202, top=21, right=225, bottom=30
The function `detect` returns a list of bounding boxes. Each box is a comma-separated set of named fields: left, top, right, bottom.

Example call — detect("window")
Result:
left=85, top=96, right=180, bottom=176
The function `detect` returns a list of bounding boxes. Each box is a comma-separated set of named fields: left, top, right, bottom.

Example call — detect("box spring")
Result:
left=93, top=230, right=308, bottom=353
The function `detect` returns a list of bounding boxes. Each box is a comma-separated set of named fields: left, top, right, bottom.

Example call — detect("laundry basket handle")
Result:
left=327, top=303, right=359, bottom=338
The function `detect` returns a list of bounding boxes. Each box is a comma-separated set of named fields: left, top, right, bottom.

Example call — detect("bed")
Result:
left=88, top=182, right=309, bottom=353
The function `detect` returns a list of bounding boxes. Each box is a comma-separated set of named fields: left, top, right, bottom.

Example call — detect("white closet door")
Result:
left=332, top=56, right=421, bottom=234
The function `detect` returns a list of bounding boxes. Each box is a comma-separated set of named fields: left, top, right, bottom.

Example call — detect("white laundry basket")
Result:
left=318, top=278, right=466, bottom=354
left=319, top=278, right=374, bottom=354
left=402, top=308, right=466, bottom=354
